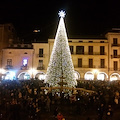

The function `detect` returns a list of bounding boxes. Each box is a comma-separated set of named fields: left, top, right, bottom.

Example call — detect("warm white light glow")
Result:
left=38, top=74, right=46, bottom=80
left=85, top=72, right=94, bottom=80
left=111, top=76, right=118, bottom=81
left=5, top=71, right=15, bottom=80
left=74, top=71, right=80, bottom=80
left=0, top=68, right=6, bottom=74
left=110, top=73, right=120, bottom=81
left=93, top=69, right=99, bottom=74
left=58, top=10, right=66, bottom=18
left=29, top=68, right=37, bottom=75
left=97, top=74, right=105, bottom=80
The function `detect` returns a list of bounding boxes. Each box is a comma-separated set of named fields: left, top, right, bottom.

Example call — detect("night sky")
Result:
left=0, top=0, right=120, bottom=42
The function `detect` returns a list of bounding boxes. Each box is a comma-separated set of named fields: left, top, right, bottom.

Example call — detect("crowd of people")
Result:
left=0, top=79, right=119, bottom=120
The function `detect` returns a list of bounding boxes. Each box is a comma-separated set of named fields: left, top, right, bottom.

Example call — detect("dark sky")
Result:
left=0, top=0, right=120, bottom=42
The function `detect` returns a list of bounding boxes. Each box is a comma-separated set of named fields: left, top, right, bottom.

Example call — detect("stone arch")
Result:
left=110, top=73, right=120, bottom=81
left=35, top=72, right=46, bottom=81
left=97, top=72, right=108, bottom=81
left=84, top=71, right=94, bottom=80
left=17, top=72, right=31, bottom=80
left=74, top=70, right=80, bottom=80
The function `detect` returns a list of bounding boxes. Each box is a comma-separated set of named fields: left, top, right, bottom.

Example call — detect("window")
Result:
left=113, top=50, right=117, bottom=57
left=24, top=52, right=28, bottom=54
left=78, top=58, right=82, bottom=67
left=100, top=41, right=104, bottom=43
left=79, top=41, right=83, bottom=42
left=113, top=38, right=118, bottom=45
left=7, top=59, right=12, bottom=66
left=114, top=61, right=118, bottom=70
left=89, top=59, right=93, bottom=68
left=69, top=46, right=74, bottom=54
left=39, top=49, right=43, bottom=57
left=76, top=46, right=84, bottom=54
left=88, top=46, right=93, bottom=55
left=89, top=41, right=93, bottom=43
left=100, top=46, right=105, bottom=55
left=100, top=59, right=105, bottom=68
left=24, top=45, right=28, bottom=48
left=23, top=59, right=28, bottom=66
left=38, top=60, right=43, bottom=69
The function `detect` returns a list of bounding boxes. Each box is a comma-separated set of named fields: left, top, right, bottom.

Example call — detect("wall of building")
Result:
left=0, top=23, right=17, bottom=67
left=1, top=32, right=120, bottom=81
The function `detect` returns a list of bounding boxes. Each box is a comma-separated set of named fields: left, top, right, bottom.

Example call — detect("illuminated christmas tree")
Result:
left=45, top=10, right=77, bottom=87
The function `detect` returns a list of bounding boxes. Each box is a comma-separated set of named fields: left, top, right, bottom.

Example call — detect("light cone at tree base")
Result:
left=45, top=11, right=77, bottom=87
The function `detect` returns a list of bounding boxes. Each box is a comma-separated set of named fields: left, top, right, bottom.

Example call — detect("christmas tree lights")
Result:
left=45, top=10, right=77, bottom=87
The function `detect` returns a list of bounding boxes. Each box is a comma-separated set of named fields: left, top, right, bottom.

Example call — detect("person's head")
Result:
left=58, top=112, right=62, bottom=115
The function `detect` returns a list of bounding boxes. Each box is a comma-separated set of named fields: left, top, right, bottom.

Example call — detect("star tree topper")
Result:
left=58, top=10, right=66, bottom=18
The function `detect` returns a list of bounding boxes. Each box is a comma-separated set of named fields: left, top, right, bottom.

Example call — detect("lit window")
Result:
left=23, top=59, right=28, bottom=66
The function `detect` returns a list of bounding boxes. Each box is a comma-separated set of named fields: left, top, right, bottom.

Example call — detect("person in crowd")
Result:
left=57, top=112, right=64, bottom=120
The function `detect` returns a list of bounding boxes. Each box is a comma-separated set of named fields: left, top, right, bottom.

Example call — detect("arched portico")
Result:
left=110, top=73, right=120, bottom=81
left=35, top=72, right=46, bottom=81
left=84, top=71, right=94, bottom=80
left=4, top=71, right=16, bottom=80
left=97, top=72, right=108, bottom=81
left=74, top=70, right=80, bottom=80
left=17, top=72, right=31, bottom=80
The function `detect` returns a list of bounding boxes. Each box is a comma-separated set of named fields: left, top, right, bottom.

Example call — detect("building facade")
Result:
left=1, top=31, right=120, bottom=81
left=0, top=23, right=17, bottom=67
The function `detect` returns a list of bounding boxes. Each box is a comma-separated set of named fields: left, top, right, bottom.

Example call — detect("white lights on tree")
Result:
left=58, top=10, right=66, bottom=18
left=45, top=11, right=77, bottom=87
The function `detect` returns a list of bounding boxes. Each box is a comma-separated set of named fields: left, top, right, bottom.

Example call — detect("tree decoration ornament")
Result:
left=58, top=10, right=66, bottom=18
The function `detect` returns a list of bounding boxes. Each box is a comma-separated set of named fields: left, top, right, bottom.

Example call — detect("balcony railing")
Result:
left=21, top=66, right=29, bottom=70
left=5, top=65, right=13, bottom=70
left=74, top=65, right=107, bottom=68
left=74, top=65, right=96, bottom=68
left=73, top=52, right=106, bottom=55
left=98, top=66, right=107, bottom=68
left=37, top=54, right=44, bottom=57
left=111, top=55, right=120, bottom=58
left=109, top=68, right=120, bottom=71
left=37, top=66, right=45, bottom=70
left=111, top=44, right=120, bottom=47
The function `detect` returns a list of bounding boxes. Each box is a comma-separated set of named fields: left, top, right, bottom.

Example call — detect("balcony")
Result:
left=109, top=68, right=120, bottom=71
left=74, top=52, right=106, bottom=55
left=74, top=65, right=96, bottom=68
left=37, top=54, right=44, bottom=57
left=74, top=65, right=107, bottom=69
left=37, top=66, right=45, bottom=70
left=98, top=66, right=107, bottom=69
left=5, top=65, right=13, bottom=70
left=111, top=44, right=120, bottom=47
left=111, top=55, right=120, bottom=58
left=21, top=66, right=29, bottom=70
